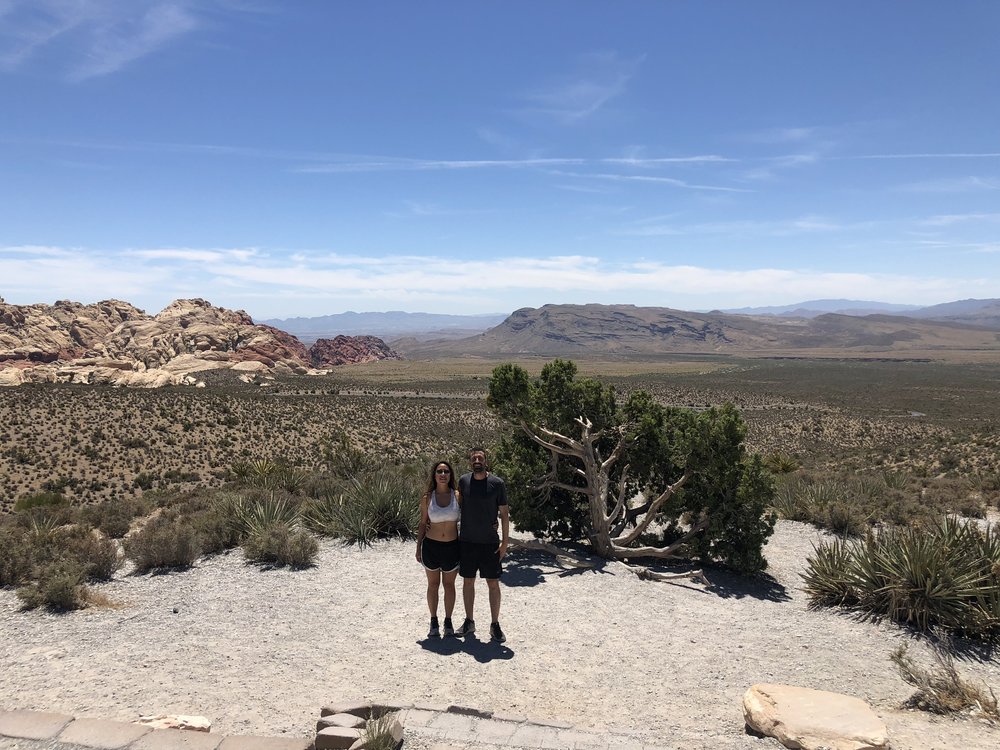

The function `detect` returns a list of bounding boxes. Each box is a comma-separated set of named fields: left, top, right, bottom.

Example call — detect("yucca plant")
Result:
left=803, top=517, right=1000, bottom=641
left=230, top=491, right=302, bottom=538
left=305, top=473, right=419, bottom=546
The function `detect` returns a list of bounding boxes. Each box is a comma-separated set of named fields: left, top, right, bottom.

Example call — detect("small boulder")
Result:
left=743, top=684, right=889, bottom=750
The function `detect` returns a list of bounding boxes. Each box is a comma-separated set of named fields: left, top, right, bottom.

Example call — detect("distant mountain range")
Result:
left=261, top=311, right=508, bottom=343
left=394, top=302, right=1000, bottom=358
left=264, top=299, right=1000, bottom=342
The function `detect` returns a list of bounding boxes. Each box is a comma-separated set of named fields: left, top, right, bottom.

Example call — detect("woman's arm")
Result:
left=416, top=492, right=429, bottom=562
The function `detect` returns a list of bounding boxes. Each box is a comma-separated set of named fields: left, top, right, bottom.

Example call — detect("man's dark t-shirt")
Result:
left=458, top=472, right=507, bottom=544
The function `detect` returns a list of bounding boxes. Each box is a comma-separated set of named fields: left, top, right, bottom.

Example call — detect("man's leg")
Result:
left=463, top=575, right=476, bottom=620
left=486, top=577, right=501, bottom=623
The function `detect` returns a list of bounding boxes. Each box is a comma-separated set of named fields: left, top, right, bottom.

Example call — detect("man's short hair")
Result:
left=468, top=446, right=487, bottom=458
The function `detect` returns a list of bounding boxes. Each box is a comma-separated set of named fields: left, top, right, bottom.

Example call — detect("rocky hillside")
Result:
left=396, top=303, right=1000, bottom=358
left=0, top=298, right=399, bottom=387
left=309, top=335, right=402, bottom=367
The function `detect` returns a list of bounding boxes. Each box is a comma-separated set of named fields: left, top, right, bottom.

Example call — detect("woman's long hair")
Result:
left=425, top=460, right=457, bottom=495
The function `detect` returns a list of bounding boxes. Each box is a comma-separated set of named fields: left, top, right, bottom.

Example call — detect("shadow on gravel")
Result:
left=706, top=569, right=791, bottom=602
left=418, top=635, right=515, bottom=663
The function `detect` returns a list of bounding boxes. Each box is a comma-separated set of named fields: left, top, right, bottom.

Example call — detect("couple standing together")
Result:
left=416, top=447, right=509, bottom=644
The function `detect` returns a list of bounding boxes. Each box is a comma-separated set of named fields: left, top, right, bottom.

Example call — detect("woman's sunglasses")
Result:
left=435, top=469, right=451, bottom=475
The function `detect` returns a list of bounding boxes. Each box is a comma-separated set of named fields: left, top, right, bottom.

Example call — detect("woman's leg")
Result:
left=442, top=569, right=458, bottom=619
left=425, top=569, right=441, bottom=617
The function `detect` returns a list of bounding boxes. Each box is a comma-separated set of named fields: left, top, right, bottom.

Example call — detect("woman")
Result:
left=416, top=459, right=461, bottom=638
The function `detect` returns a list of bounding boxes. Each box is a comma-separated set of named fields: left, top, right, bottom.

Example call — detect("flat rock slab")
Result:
left=743, top=683, right=889, bottom=750
left=0, top=711, right=74, bottom=740
left=315, top=726, right=363, bottom=750
left=58, top=718, right=151, bottom=749
left=217, top=736, right=313, bottom=750
left=130, top=728, right=223, bottom=750
left=318, top=713, right=366, bottom=730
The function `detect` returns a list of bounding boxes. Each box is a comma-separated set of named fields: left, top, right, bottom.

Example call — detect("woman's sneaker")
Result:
left=458, top=618, right=475, bottom=637
left=428, top=617, right=440, bottom=638
left=443, top=618, right=455, bottom=637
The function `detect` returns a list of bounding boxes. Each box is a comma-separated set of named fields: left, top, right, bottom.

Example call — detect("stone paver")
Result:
left=130, top=728, right=223, bottom=750
left=507, top=724, right=564, bottom=750
left=0, top=712, right=74, bottom=741
left=57, top=718, right=151, bottom=749
left=426, top=713, right=474, bottom=736
left=216, top=736, right=313, bottom=750
left=397, top=709, right=436, bottom=728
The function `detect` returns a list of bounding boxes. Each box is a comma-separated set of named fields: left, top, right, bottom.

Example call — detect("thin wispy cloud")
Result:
left=295, top=157, right=587, bottom=174
left=517, top=51, right=644, bottom=124
left=897, top=176, right=1000, bottom=193
left=551, top=170, right=750, bottom=193
left=919, top=212, right=1000, bottom=227
left=617, top=215, right=851, bottom=238
left=740, top=126, right=820, bottom=144
left=0, top=0, right=242, bottom=80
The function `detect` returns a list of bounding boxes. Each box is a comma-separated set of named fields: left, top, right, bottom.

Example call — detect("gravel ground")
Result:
left=2, top=521, right=998, bottom=749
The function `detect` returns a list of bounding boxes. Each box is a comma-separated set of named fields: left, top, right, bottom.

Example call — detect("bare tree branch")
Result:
left=612, top=515, right=710, bottom=559
left=613, top=469, right=692, bottom=546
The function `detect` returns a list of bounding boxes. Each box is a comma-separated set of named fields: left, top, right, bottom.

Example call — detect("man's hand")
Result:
left=497, top=540, right=508, bottom=560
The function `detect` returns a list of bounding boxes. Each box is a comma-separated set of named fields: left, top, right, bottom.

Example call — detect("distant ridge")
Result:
left=720, top=297, right=1000, bottom=327
left=261, top=310, right=507, bottom=342
left=395, top=303, right=1000, bottom=358
left=720, top=299, right=921, bottom=317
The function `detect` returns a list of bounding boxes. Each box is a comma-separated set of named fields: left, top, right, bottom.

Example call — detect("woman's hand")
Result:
left=415, top=543, right=422, bottom=563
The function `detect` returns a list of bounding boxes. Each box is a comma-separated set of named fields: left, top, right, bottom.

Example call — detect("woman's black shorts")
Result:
left=422, top=538, right=460, bottom=572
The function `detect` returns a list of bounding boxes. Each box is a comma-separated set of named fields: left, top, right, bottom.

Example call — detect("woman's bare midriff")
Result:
left=425, top=520, right=458, bottom=542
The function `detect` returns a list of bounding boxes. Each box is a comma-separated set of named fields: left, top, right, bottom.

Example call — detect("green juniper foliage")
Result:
left=489, top=359, right=776, bottom=574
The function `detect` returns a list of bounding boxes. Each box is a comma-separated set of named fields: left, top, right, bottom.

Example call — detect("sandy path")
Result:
left=1, top=521, right=998, bottom=749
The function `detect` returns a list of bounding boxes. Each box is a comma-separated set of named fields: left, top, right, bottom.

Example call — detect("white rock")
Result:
left=136, top=714, right=212, bottom=732
left=743, top=683, right=889, bottom=750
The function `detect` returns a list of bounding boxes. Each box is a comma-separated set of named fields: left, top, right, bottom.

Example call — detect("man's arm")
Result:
left=497, top=505, right=510, bottom=559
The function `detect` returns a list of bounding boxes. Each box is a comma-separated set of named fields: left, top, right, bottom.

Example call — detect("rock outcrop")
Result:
left=309, top=335, right=402, bottom=367
left=0, top=298, right=319, bottom=387
left=743, top=683, right=889, bottom=750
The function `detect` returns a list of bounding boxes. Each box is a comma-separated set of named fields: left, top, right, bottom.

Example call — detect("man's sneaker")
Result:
left=443, top=617, right=455, bottom=637
left=428, top=618, right=440, bottom=638
left=458, top=618, right=475, bottom=637
left=490, top=622, right=506, bottom=643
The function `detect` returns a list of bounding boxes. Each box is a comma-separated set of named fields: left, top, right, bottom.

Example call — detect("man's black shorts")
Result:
left=460, top=541, right=502, bottom=579
left=422, top=538, right=460, bottom=572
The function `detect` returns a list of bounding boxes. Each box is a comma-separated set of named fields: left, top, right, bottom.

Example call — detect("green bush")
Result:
left=305, top=473, right=419, bottom=546
left=16, top=560, right=88, bottom=611
left=242, top=523, right=318, bottom=568
left=125, top=513, right=201, bottom=572
left=803, top=517, right=1000, bottom=641
left=13, top=491, right=68, bottom=513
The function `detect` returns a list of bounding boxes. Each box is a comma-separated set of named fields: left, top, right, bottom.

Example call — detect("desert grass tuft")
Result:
left=891, top=636, right=999, bottom=722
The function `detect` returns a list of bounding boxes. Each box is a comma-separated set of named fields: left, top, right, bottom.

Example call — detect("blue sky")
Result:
left=2, top=1, right=999, bottom=318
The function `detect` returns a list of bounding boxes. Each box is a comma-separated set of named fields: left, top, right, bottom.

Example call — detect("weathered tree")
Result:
left=488, top=359, right=775, bottom=579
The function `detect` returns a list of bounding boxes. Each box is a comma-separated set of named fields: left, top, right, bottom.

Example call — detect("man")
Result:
left=457, top=447, right=509, bottom=643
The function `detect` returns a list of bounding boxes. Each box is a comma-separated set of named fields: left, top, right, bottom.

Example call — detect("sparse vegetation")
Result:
left=305, top=474, right=419, bottom=546
left=892, top=636, right=999, bottom=722
left=803, top=517, right=1000, bottom=641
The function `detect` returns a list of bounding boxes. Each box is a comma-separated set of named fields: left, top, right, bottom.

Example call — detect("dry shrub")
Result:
left=125, top=513, right=201, bottom=571
left=16, top=560, right=88, bottom=611
left=82, top=495, right=152, bottom=539
left=360, top=710, right=401, bottom=750
left=891, top=637, right=999, bottom=722
left=242, top=523, right=317, bottom=568
left=0, top=525, right=36, bottom=587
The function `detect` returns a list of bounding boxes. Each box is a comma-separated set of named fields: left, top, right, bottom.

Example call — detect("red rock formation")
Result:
left=309, top=335, right=402, bottom=367
left=0, top=297, right=315, bottom=386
